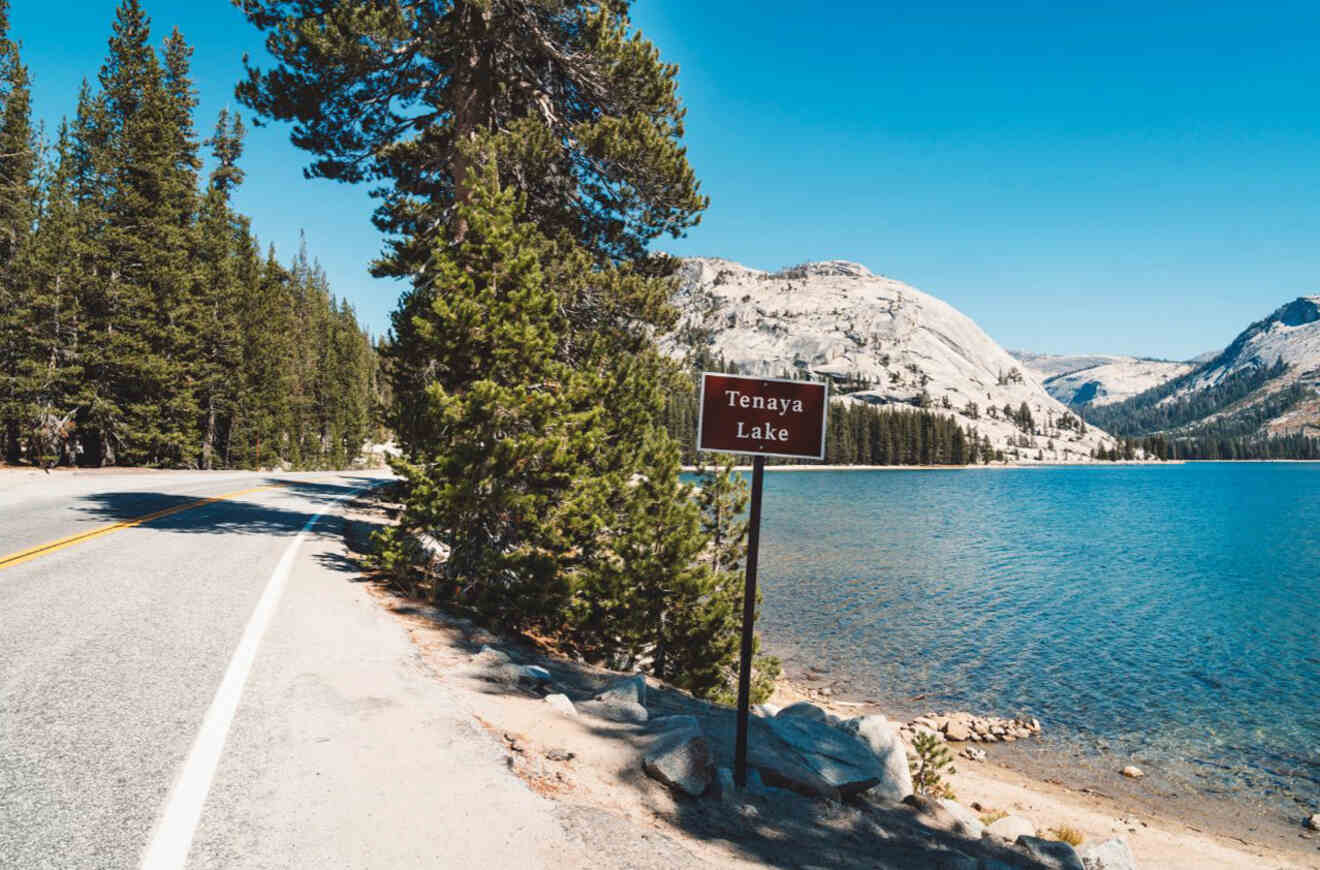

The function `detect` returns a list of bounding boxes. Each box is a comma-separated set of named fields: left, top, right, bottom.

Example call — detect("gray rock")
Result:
left=930, top=853, right=977, bottom=870
left=714, top=766, right=766, bottom=800
left=748, top=747, right=841, bottom=801
left=840, top=714, right=913, bottom=801
left=962, top=746, right=987, bottom=762
left=751, top=703, right=780, bottom=718
left=985, top=815, right=1036, bottom=841
left=1016, top=835, right=1085, bottom=870
left=901, top=794, right=962, bottom=833
left=643, top=723, right=714, bottom=797
left=936, top=798, right=985, bottom=839
left=764, top=712, right=883, bottom=796
left=945, top=721, right=973, bottom=741
left=596, top=673, right=647, bottom=707
left=1077, top=837, right=1138, bottom=870
left=577, top=699, right=649, bottom=724
left=648, top=714, right=700, bottom=734
left=544, top=693, right=577, bottom=717
left=472, top=645, right=512, bottom=666
left=776, top=701, right=828, bottom=722
left=520, top=664, right=552, bottom=683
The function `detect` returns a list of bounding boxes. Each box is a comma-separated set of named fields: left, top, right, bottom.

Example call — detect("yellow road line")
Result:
left=0, top=483, right=287, bottom=571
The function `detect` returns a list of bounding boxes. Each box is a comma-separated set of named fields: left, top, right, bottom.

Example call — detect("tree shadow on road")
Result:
left=71, top=476, right=388, bottom=539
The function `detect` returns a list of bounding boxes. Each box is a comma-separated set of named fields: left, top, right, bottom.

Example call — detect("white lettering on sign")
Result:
left=735, top=421, right=790, bottom=441
left=723, top=390, right=805, bottom=416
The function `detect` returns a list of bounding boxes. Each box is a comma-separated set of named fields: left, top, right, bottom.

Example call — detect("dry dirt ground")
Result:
left=335, top=493, right=1317, bottom=870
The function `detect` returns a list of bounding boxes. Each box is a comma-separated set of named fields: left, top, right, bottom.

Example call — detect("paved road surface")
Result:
left=0, top=469, right=609, bottom=869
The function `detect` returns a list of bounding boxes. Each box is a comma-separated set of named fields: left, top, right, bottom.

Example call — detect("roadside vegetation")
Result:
left=236, top=0, right=776, bottom=702
left=0, top=0, right=380, bottom=470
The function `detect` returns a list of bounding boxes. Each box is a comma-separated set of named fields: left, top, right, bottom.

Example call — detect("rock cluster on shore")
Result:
left=450, top=626, right=1141, bottom=869
left=901, top=710, right=1042, bottom=744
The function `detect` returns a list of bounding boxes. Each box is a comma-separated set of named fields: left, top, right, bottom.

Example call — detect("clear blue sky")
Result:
left=14, top=1, right=1320, bottom=359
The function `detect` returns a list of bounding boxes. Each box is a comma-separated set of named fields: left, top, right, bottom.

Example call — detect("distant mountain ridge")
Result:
left=664, top=258, right=1125, bottom=462
left=1011, top=352, right=1198, bottom=408
left=1072, top=297, right=1320, bottom=447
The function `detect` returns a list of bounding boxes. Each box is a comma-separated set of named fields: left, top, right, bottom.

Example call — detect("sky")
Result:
left=13, top=1, right=1320, bottom=359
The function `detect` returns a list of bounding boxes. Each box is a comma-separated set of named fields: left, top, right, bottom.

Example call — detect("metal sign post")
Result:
left=694, top=372, right=829, bottom=789
left=733, top=453, right=765, bottom=787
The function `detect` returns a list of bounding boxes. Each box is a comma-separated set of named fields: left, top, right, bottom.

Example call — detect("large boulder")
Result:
left=578, top=698, right=648, bottom=724
left=1016, top=836, right=1085, bottom=870
left=985, top=815, right=1036, bottom=841
left=642, top=719, right=714, bottom=797
left=747, top=742, right=841, bottom=801
left=597, top=673, right=647, bottom=706
left=901, top=794, right=962, bottom=833
left=936, top=798, right=985, bottom=839
left=762, top=712, right=885, bottom=797
left=775, top=701, right=829, bottom=722
left=580, top=674, right=649, bottom=723
left=1077, top=837, right=1138, bottom=870
left=840, top=714, right=913, bottom=801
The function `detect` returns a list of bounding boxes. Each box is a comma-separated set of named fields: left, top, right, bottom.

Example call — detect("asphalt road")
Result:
left=0, top=468, right=603, bottom=870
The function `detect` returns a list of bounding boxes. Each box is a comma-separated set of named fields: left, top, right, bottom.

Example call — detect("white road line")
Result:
left=139, top=484, right=372, bottom=870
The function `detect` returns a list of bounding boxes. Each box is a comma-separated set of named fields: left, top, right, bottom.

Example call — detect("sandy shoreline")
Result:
left=769, top=667, right=1319, bottom=868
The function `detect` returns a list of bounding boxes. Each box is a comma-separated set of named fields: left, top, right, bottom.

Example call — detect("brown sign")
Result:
left=697, top=373, right=829, bottom=460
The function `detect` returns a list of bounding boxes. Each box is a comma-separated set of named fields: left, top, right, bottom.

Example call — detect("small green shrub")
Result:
left=909, top=731, right=957, bottom=798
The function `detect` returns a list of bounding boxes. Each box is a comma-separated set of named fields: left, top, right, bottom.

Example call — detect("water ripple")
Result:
left=712, top=464, right=1320, bottom=818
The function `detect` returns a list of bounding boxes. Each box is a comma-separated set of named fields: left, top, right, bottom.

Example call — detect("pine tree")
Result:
left=77, top=1, right=201, bottom=465
left=0, top=1, right=37, bottom=461
left=681, top=455, right=777, bottom=702
left=15, top=124, right=86, bottom=467
left=388, top=168, right=608, bottom=630
left=193, top=110, right=246, bottom=468
left=236, top=0, right=705, bottom=271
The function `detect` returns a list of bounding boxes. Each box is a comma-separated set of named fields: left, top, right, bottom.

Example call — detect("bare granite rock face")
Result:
left=665, top=257, right=1127, bottom=463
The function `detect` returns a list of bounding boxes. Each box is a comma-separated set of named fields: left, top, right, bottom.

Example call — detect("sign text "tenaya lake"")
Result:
left=697, top=373, right=829, bottom=460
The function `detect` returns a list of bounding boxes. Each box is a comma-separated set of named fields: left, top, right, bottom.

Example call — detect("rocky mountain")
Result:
left=1011, top=352, right=1196, bottom=407
left=1081, top=296, right=1320, bottom=443
left=665, top=258, right=1125, bottom=462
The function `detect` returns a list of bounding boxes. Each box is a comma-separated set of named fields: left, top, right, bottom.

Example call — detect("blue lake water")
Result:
left=708, top=463, right=1320, bottom=825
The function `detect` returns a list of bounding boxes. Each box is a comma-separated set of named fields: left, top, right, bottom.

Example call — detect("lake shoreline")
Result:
left=769, top=663, right=1319, bottom=866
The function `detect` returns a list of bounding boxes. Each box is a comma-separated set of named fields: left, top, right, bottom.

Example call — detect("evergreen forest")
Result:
left=0, top=1, right=380, bottom=470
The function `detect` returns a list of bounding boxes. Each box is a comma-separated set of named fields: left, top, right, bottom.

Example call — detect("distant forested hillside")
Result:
left=0, top=1, right=380, bottom=469
left=1081, top=359, right=1320, bottom=459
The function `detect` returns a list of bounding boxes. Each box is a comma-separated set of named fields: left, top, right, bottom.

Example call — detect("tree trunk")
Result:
left=203, top=397, right=216, bottom=470
left=4, top=418, right=20, bottom=465
left=448, top=1, right=495, bottom=243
